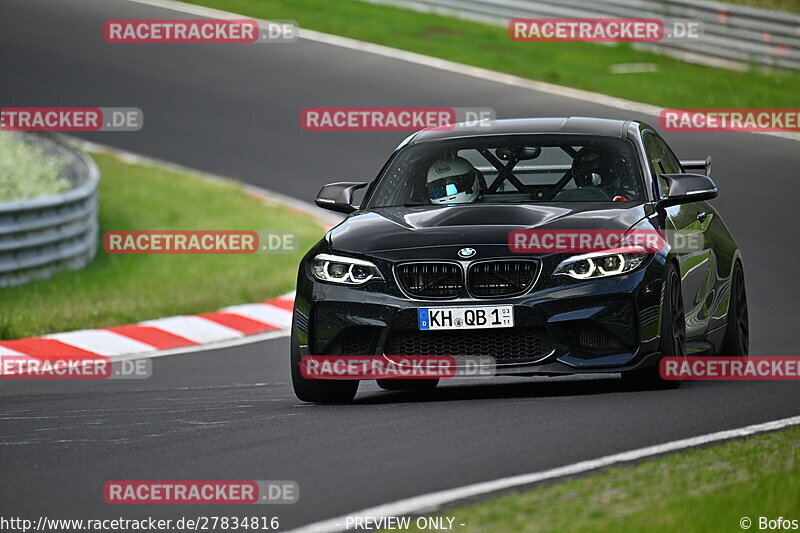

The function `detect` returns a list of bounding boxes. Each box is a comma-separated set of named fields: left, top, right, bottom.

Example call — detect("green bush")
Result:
left=0, top=133, right=70, bottom=202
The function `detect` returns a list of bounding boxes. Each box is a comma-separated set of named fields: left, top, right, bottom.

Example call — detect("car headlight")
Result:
left=553, top=248, right=648, bottom=280
left=311, top=253, right=383, bottom=285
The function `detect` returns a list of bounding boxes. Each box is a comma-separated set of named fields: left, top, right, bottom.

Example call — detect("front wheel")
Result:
left=622, top=263, right=686, bottom=390
left=290, top=325, right=358, bottom=404
left=291, top=357, right=359, bottom=403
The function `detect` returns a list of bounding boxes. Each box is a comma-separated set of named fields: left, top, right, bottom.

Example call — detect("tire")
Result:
left=290, top=325, right=358, bottom=404
left=377, top=379, right=439, bottom=391
left=622, top=262, right=686, bottom=390
left=721, top=261, right=748, bottom=358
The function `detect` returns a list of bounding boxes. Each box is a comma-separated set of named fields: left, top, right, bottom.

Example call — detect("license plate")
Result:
left=418, top=305, right=513, bottom=331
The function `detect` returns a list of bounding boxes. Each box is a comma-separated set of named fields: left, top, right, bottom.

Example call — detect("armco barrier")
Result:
left=0, top=134, right=99, bottom=287
left=365, top=0, right=800, bottom=70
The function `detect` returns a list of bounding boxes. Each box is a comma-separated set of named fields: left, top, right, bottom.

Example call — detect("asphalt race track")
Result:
left=2, top=0, right=800, bottom=529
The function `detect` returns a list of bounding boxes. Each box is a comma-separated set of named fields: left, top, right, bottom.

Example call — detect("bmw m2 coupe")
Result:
left=291, top=117, right=748, bottom=403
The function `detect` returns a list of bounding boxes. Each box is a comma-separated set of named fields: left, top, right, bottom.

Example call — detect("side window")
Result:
left=643, top=132, right=677, bottom=199
left=654, top=136, right=681, bottom=174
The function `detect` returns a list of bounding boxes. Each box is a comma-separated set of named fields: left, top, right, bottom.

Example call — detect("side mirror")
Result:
left=659, top=173, right=718, bottom=207
left=315, top=182, right=368, bottom=214
left=679, top=156, right=712, bottom=177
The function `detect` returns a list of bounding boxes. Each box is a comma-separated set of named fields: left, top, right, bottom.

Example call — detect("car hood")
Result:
left=328, top=203, right=649, bottom=254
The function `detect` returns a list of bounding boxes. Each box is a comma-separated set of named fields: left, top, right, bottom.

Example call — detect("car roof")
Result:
left=407, top=116, right=634, bottom=144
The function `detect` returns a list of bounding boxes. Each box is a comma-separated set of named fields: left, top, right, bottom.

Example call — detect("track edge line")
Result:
left=283, top=414, right=800, bottom=533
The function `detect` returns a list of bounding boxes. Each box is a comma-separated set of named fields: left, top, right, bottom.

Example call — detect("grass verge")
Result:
left=0, top=152, right=324, bottom=340
left=184, top=0, right=800, bottom=108
left=388, top=425, right=800, bottom=533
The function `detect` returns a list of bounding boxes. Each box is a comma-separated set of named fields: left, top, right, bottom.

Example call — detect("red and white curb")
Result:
left=0, top=293, right=295, bottom=369
left=0, top=135, right=336, bottom=377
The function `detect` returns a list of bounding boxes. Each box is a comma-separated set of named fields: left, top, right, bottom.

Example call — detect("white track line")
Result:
left=124, top=0, right=800, bottom=142
left=285, top=414, right=800, bottom=533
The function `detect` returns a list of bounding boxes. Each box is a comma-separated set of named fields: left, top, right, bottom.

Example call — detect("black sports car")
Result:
left=291, top=117, right=748, bottom=403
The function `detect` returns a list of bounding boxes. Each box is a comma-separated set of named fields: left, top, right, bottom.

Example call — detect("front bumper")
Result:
left=293, top=248, right=668, bottom=377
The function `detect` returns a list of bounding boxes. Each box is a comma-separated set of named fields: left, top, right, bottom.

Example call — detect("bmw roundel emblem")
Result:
left=458, top=247, right=477, bottom=259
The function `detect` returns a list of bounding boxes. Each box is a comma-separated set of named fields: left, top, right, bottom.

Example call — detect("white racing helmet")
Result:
left=426, top=157, right=480, bottom=204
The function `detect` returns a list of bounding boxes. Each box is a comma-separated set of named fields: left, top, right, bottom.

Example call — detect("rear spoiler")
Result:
left=680, top=156, right=712, bottom=177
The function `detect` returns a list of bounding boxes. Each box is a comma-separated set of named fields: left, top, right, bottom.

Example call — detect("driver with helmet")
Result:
left=568, top=144, right=635, bottom=201
left=426, top=156, right=482, bottom=204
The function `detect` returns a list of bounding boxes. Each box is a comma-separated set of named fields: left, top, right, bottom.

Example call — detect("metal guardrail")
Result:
left=366, top=0, right=800, bottom=70
left=0, top=134, right=99, bottom=287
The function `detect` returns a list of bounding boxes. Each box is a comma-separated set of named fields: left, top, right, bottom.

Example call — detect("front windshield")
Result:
left=365, top=134, right=645, bottom=208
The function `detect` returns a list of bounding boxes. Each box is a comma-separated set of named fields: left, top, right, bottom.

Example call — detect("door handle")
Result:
left=696, top=212, right=708, bottom=222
